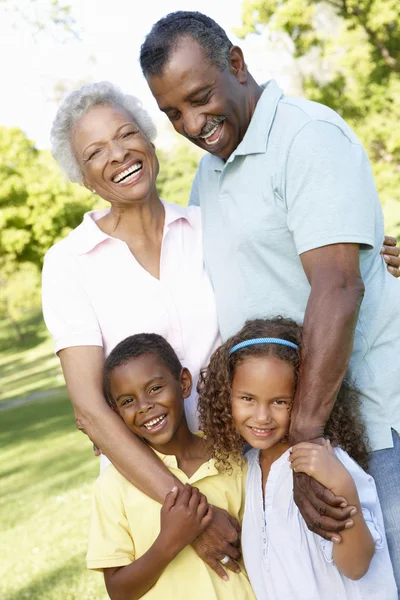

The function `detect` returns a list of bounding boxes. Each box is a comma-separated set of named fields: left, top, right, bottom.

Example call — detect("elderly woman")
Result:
left=42, top=82, right=240, bottom=576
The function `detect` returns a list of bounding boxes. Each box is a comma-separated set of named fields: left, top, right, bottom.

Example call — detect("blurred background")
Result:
left=0, top=0, right=399, bottom=598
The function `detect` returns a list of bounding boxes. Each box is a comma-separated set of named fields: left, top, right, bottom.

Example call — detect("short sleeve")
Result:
left=86, top=471, right=135, bottom=571
left=319, top=448, right=385, bottom=562
left=285, top=121, right=377, bottom=256
left=189, top=170, right=200, bottom=207
left=42, top=248, right=103, bottom=354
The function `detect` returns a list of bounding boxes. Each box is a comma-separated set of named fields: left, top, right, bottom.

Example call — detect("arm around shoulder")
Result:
left=59, top=345, right=181, bottom=503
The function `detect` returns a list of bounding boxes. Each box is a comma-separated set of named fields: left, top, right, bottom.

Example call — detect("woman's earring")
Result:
left=92, top=189, right=96, bottom=194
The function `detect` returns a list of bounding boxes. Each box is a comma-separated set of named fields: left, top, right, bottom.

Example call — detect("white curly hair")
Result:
left=51, top=81, right=157, bottom=184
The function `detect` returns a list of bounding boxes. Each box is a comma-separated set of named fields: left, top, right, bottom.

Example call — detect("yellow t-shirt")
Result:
left=87, top=449, right=255, bottom=600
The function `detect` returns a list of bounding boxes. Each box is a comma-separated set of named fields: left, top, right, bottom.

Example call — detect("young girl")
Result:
left=198, top=317, right=397, bottom=600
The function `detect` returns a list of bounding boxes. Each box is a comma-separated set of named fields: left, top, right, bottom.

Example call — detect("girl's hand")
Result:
left=289, top=440, right=354, bottom=496
left=158, top=484, right=213, bottom=558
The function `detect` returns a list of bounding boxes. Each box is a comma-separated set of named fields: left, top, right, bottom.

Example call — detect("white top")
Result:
left=242, top=447, right=397, bottom=600
left=42, top=200, right=221, bottom=434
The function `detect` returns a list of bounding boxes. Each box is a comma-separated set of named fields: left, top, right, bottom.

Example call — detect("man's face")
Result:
left=146, top=37, right=250, bottom=161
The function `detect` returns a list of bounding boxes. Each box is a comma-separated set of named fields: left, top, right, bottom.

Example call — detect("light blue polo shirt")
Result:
left=190, top=80, right=400, bottom=451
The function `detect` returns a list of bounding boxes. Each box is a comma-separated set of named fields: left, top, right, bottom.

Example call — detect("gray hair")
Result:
left=140, top=11, right=233, bottom=78
left=51, top=81, right=157, bottom=183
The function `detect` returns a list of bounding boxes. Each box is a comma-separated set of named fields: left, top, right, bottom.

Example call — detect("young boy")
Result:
left=86, top=333, right=255, bottom=600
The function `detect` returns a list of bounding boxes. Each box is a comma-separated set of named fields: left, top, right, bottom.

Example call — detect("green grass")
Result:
left=0, top=314, right=108, bottom=599
left=0, top=312, right=64, bottom=404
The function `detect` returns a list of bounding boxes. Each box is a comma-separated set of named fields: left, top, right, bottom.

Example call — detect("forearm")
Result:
left=76, top=401, right=182, bottom=502
left=59, top=346, right=183, bottom=503
left=332, top=478, right=374, bottom=579
left=290, top=275, right=364, bottom=441
left=105, top=537, right=178, bottom=600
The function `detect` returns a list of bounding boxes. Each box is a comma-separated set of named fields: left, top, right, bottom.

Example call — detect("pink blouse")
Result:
left=42, top=200, right=221, bottom=432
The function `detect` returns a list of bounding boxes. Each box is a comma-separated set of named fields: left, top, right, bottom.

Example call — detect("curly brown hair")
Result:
left=197, top=317, right=370, bottom=472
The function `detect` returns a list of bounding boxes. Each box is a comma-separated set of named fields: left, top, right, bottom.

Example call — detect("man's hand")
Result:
left=381, top=235, right=400, bottom=277
left=191, top=506, right=241, bottom=580
left=290, top=439, right=357, bottom=543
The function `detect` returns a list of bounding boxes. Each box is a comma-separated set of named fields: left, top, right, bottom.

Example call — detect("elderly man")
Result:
left=140, top=11, right=400, bottom=587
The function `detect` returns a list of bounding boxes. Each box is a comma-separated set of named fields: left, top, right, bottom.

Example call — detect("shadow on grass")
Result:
left=0, top=395, right=75, bottom=448
left=5, top=553, right=96, bottom=600
left=0, top=311, right=48, bottom=354
left=0, top=396, right=99, bottom=529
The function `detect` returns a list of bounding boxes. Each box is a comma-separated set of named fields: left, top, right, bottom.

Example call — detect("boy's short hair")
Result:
left=104, top=333, right=182, bottom=409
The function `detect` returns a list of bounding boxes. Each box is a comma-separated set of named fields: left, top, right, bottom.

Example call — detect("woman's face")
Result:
left=72, top=104, right=159, bottom=206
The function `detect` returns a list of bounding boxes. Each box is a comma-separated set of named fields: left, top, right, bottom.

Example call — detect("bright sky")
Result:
left=0, top=0, right=297, bottom=149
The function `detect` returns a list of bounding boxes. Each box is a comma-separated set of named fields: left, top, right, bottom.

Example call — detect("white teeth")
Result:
left=252, top=427, right=273, bottom=433
left=143, top=415, right=166, bottom=429
left=201, top=122, right=219, bottom=140
left=113, top=162, right=142, bottom=183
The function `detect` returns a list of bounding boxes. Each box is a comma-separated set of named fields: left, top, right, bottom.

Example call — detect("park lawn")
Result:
left=0, top=392, right=108, bottom=600
left=0, top=312, right=64, bottom=404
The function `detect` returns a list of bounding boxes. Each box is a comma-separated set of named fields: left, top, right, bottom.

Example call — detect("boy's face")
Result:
left=109, top=354, right=192, bottom=447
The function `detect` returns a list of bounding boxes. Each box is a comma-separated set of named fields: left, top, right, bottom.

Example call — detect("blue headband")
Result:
left=229, top=337, right=299, bottom=355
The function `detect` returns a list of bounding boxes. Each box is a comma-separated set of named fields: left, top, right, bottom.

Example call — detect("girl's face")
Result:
left=231, top=355, right=295, bottom=450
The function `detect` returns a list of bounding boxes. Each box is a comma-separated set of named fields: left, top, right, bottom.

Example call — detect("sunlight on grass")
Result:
left=0, top=394, right=108, bottom=600
left=0, top=313, right=63, bottom=404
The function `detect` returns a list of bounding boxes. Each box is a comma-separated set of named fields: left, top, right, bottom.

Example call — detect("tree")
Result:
left=0, top=126, right=95, bottom=338
left=0, top=127, right=94, bottom=273
left=237, top=0, right=400, bottom=238
left=156, top=142, right=201, bottom=207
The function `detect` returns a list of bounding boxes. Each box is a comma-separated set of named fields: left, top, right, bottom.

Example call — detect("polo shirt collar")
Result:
left=72, top=200, right=194, bottom=255
left=207, top=79, right=283, bottom=171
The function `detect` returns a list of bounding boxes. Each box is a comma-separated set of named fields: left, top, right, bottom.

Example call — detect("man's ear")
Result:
left=180, top=367, right=193, bottom=399
left=229, top=46, right=247, bottom=84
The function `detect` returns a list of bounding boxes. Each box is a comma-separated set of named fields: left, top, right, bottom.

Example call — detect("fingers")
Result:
left=290, top=457, right=313, bottom=475
left=93, top=443, right=101, bottom=456
left=188, top=486, right=201, bottom=511
left=381, top=238, right=400, bottom=277
left=163, top=486, right=179, bottom=511
left=293, top=472, right=357, bottom=541
left=227, top=515, right=241, bottom=536
left=197, top=494, right=210, bottom=521
left=200, top=504, right=213, bottom=529
left=204, top=557, right=229, bottom=581
left=217, top=555, right=241, bottom=574
left=387, top=265, right=400, bottom=277
left=382, top=235, right=397, bottom=248
left=178, top=483, right=192, bottom=507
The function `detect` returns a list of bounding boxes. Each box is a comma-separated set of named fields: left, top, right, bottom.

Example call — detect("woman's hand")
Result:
left=381, top=235, right=400, bottom=277
left=158, top=485, right=212, bottom=559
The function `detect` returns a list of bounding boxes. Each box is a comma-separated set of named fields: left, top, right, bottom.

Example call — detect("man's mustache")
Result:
left=186, top=116, right=226, bottom=139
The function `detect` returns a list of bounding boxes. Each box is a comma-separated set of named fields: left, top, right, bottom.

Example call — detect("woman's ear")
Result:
left=83, top=179, right=96, bottom=193
left=180, top=367, right=193, bottom=399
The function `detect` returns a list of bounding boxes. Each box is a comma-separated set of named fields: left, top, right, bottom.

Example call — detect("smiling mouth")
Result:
left=200, top=121, right=225, bottom=146
left=141, top=414, right=167, bottom=432
left=248, top=426, right=276, bottom=437
left=112, top=161, right=143, bottom=184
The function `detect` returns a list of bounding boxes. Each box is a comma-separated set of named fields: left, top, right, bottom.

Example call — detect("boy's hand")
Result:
left=289, top=440, right=355, bottom=497
left=158, top=485, right=212, bottom=559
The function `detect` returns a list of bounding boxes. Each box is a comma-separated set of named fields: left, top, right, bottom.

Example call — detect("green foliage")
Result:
left=0, top=126, right=94, bottom=273
left=156, top=142, right=201, bottom=206
left=237, top=0, right=400, bottom=238
left=0, top=263, right=41, bottom=341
